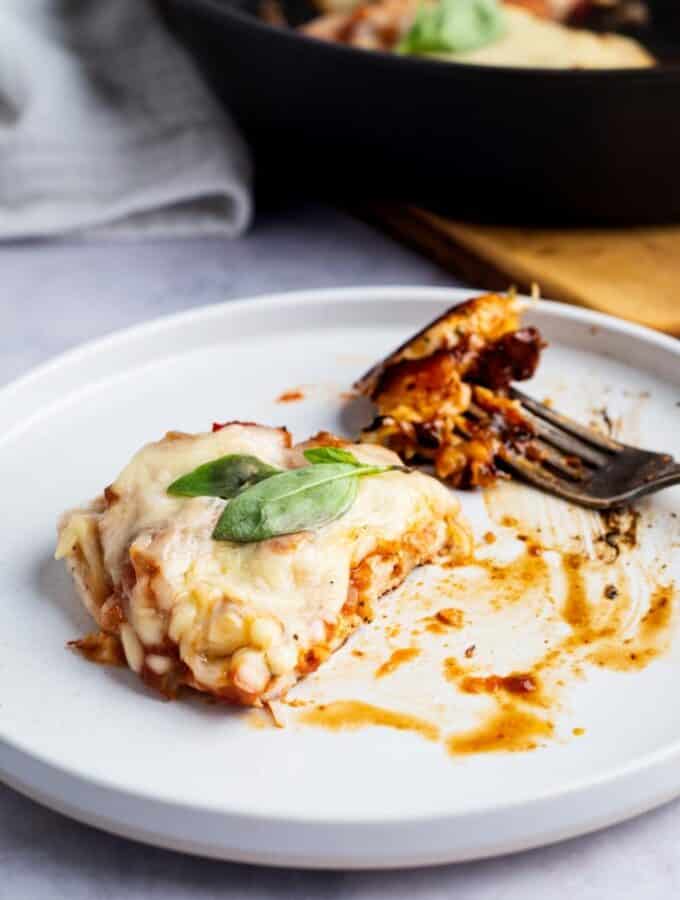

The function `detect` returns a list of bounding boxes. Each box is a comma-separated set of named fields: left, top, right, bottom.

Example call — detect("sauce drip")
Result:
left=475, top=547, right=550, bottom=608
left=460, top=672, right=542, bottom=703
left=276, top=389, right=305, bottom=403
left=447, top=705, right=553, bottom=755
left=589, top=584, right=674, bottom=671
left=443, top=657, right=466, bottom=682
left=421, top=608, right=465, bottom=635
left=562, top=552, right=593, bottom=633
left=555, top=554, right=674, bottom=673
left=375, top=647, right=421, bottom=679
left=436, top=608, right=465, bottom=627
left=246, top=710, right=273, bottom=730
left=300, top=700, right=440, bottom=742
left=69, top=631, right=126, bottom=667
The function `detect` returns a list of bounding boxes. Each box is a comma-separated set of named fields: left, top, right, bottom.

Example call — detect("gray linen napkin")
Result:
left=0, top=1, right=252, bottom=239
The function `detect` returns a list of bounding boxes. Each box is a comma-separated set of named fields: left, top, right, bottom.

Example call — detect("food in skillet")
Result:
left=309, top=0, right=644, bottom=23
left=355, top=292, right=544, bottom=488
left=56, top=423, right=471, bottom=705
left=302, top=0, right=654, bottom=68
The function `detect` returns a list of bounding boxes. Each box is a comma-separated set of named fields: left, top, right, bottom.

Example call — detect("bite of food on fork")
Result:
left=355, top=292, right=680, bottom=509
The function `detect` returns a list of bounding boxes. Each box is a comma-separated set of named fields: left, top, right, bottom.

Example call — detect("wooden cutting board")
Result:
left=363, top=205, right=680, bottom=336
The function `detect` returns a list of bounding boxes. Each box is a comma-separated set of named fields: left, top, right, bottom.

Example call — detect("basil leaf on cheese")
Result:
left=213, top=461, right=391, bottom=543
left=303, top=446, right=363, bottom=467
left=398, top=0, right=505, bottom=56
left=167, top=454, right=281, bottom=499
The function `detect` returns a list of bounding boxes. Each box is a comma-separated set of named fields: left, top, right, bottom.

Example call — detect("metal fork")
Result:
left=467, top=388, right=680, bottom=510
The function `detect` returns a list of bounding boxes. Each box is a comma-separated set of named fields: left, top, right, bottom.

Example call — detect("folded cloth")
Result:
left=0, top=1, right=252, bottom=239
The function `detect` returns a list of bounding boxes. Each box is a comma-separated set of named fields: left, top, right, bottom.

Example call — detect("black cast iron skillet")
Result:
left=160, top=0, right=680, bottom=224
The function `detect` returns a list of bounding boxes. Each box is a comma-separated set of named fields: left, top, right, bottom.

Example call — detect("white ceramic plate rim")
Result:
left=1, top=286, right=679, bottom=830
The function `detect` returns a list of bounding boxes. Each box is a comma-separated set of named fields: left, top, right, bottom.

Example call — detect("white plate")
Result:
left=0, top=287, right=679, bottom=869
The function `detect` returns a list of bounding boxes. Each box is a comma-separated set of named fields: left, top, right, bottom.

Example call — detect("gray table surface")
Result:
left=1, top=203, right=678, bottom=899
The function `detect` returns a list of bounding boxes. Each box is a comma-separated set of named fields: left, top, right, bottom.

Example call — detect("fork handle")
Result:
left=652, top=462, right=680, bottom=491
left=603, top=461, right=680, bottom=508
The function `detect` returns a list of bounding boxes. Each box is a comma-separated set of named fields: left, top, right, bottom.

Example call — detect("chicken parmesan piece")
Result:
left=356, top=293, right=544, bottom=488
left=56, top=423, right=471, bottom=706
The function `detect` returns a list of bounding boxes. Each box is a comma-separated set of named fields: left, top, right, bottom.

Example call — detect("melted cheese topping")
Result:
left=305, top=1, right=653, bottom=69
left=435, top=8, right=653, bottom=68
left=57, top=424, right=467, bottom=703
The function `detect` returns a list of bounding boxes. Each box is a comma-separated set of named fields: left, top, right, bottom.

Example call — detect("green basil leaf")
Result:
left=398, top=0, right=505, bottom=56
left=303, top=446, right=363, bottom=467
left=167, top=454, right=281, bottom=499
left=213, top=462, right=390, bottom=543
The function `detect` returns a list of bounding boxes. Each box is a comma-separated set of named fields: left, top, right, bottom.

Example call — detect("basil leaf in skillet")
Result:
left=213, top=460, right=393, bottom=543
left=167, top=454, right=281, bottom=499
left=398, top=0, right=506, bottom=56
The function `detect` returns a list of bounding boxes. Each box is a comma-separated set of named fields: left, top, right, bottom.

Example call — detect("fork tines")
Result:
left=462, top=387, right=680, bottom=509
